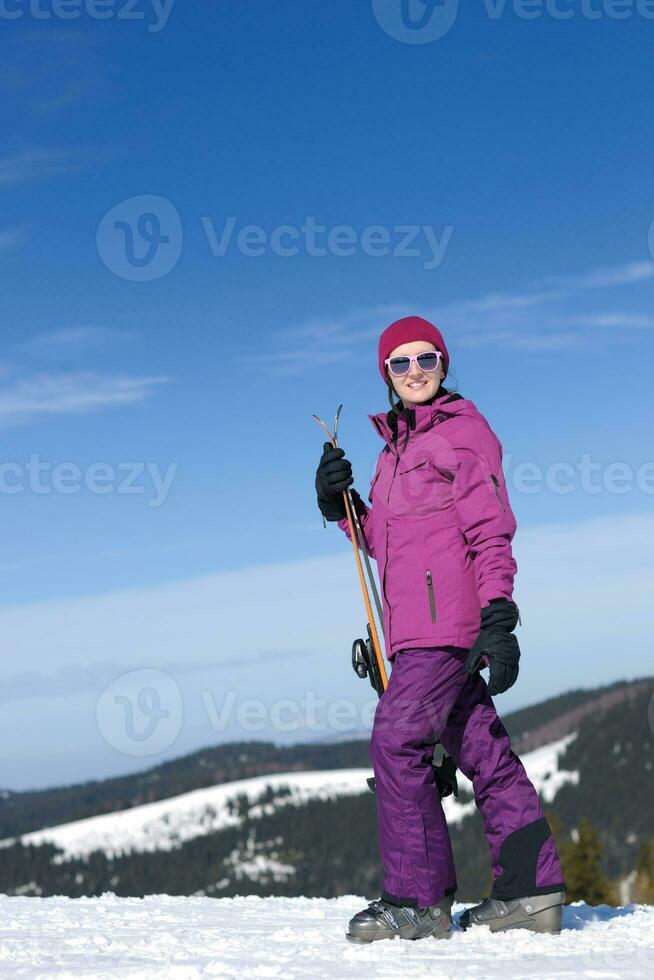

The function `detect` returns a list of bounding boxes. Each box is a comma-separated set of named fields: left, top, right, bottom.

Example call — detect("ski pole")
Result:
left=312, top=404, right=388, bottom=692
left=313, top=405, right=458, bottom=801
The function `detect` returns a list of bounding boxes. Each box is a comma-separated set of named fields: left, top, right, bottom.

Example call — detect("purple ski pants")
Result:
left=370, top=645, right=565, bottom=908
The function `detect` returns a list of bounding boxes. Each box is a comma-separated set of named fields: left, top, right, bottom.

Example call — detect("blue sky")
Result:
left=1, top=3, right=653, bottom=789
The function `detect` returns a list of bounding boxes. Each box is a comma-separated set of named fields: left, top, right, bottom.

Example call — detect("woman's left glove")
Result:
left=464, top=598, right=521, bottom=696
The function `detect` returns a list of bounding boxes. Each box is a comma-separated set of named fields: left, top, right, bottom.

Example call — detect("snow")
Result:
left=0, top=894, right=652, bottom=979
left=3, top=769, right=374, bottom=861
left=224, top=831, right=295, bottom=883
left=513, top=732, right=579, bottom=803
left=2, top=735, right=580, bottom=863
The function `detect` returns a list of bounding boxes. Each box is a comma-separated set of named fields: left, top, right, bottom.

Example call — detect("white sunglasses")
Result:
left=384, top=350, right=444, bottom=377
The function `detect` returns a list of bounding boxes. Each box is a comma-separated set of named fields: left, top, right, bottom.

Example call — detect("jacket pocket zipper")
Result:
left=490, top=474, right=506, bottom=512
left=426, top=569, right=437, bottom=623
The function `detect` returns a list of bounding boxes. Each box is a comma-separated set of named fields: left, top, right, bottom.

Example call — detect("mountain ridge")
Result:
left=0, top=676, right=651, bottom=902
left=1, top=675, right=650, bottom=839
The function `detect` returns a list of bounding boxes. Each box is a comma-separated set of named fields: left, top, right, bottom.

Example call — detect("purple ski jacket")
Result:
left=337, top=390, right=518, bottom=660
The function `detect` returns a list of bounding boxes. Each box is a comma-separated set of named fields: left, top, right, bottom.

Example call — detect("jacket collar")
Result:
left=368, top=388, right=463, bottom=453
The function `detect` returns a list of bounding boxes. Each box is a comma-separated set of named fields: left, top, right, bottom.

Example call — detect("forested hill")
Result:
left=0, top=677, right=652, bottom=902
left=1, top=676, right=650, bottom=839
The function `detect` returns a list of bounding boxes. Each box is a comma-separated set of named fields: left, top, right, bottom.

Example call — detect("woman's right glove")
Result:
left=315, top=442, right=353, bottom=521
left=464, top=598, right=521, bottom=696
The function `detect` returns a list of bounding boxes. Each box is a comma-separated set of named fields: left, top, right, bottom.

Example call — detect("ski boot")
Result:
left=346, top=893, right=454, bottom=943
left=458, top=889, right=565, bottom=935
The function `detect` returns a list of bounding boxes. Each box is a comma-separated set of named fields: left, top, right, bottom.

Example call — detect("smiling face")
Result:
left=387, top=340, right=444, bottom=405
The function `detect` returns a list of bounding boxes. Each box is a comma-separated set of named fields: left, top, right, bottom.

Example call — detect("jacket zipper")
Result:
left=426, top=569, right=437, bottom=623
left=490, top=474, right=506, bottom=512
left=381, top=452, right=401, bottom=637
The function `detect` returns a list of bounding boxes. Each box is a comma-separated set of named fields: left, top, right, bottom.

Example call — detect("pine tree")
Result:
left=561, top=817, right=617, bottom=905
left=633, top=838, right=654, bottom=903
left=543, top=809, right=563, bottom=849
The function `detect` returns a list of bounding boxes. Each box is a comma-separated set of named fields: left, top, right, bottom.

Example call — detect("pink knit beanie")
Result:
left=378, top=315, right=449, bottom=382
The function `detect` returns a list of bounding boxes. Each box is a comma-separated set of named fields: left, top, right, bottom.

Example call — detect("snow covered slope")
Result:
left=0, top=894, right=651, bottom=979
left=4, top=769, right=374, bottom=860
left=2, top=734, right=578, bottom=861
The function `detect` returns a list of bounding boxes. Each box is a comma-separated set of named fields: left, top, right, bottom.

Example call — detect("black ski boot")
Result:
left=346, top=893, right=454, bottom=943
left=458, top=889, right=565, bottom=935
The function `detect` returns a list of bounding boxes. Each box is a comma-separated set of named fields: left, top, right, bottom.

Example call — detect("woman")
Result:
left=315, top=315, right=566, bottom=943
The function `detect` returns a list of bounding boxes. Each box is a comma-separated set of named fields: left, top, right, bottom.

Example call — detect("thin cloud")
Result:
left=457, top=330, right=584, bottom=351
left=0, top=650, right=308, bottom=706
left=1, top=27, right=116, bottom=117
left=442, top=289, right=560, bottom=316
left=566, top=313, right=654, bottom=329
left=242, top=305, right=406, bottom=375
left=0, top=371, right=170, bottom=429
left=0, top=148, right=93, bottom=186
left=16, top=327, right=138, bottom=356
left=502, top=333, right=586, bottom=351
left=255, top=259, right=654, bottom=375
left=443, top=261, right=654, bottom=321
left=573, top=261, right=654, bottom=289
left=242, top=347, right=352, bottom=375
left=272, top=305, right=404, bottom=343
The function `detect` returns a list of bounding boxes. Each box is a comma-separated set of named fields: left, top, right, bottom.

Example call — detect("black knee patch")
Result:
left=491, top=817, right=564, bottom=900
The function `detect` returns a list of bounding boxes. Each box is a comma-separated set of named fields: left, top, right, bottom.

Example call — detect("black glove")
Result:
left=315, top=442, right=353, bottom=522
left=465, top=598, right=521, bottom=696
